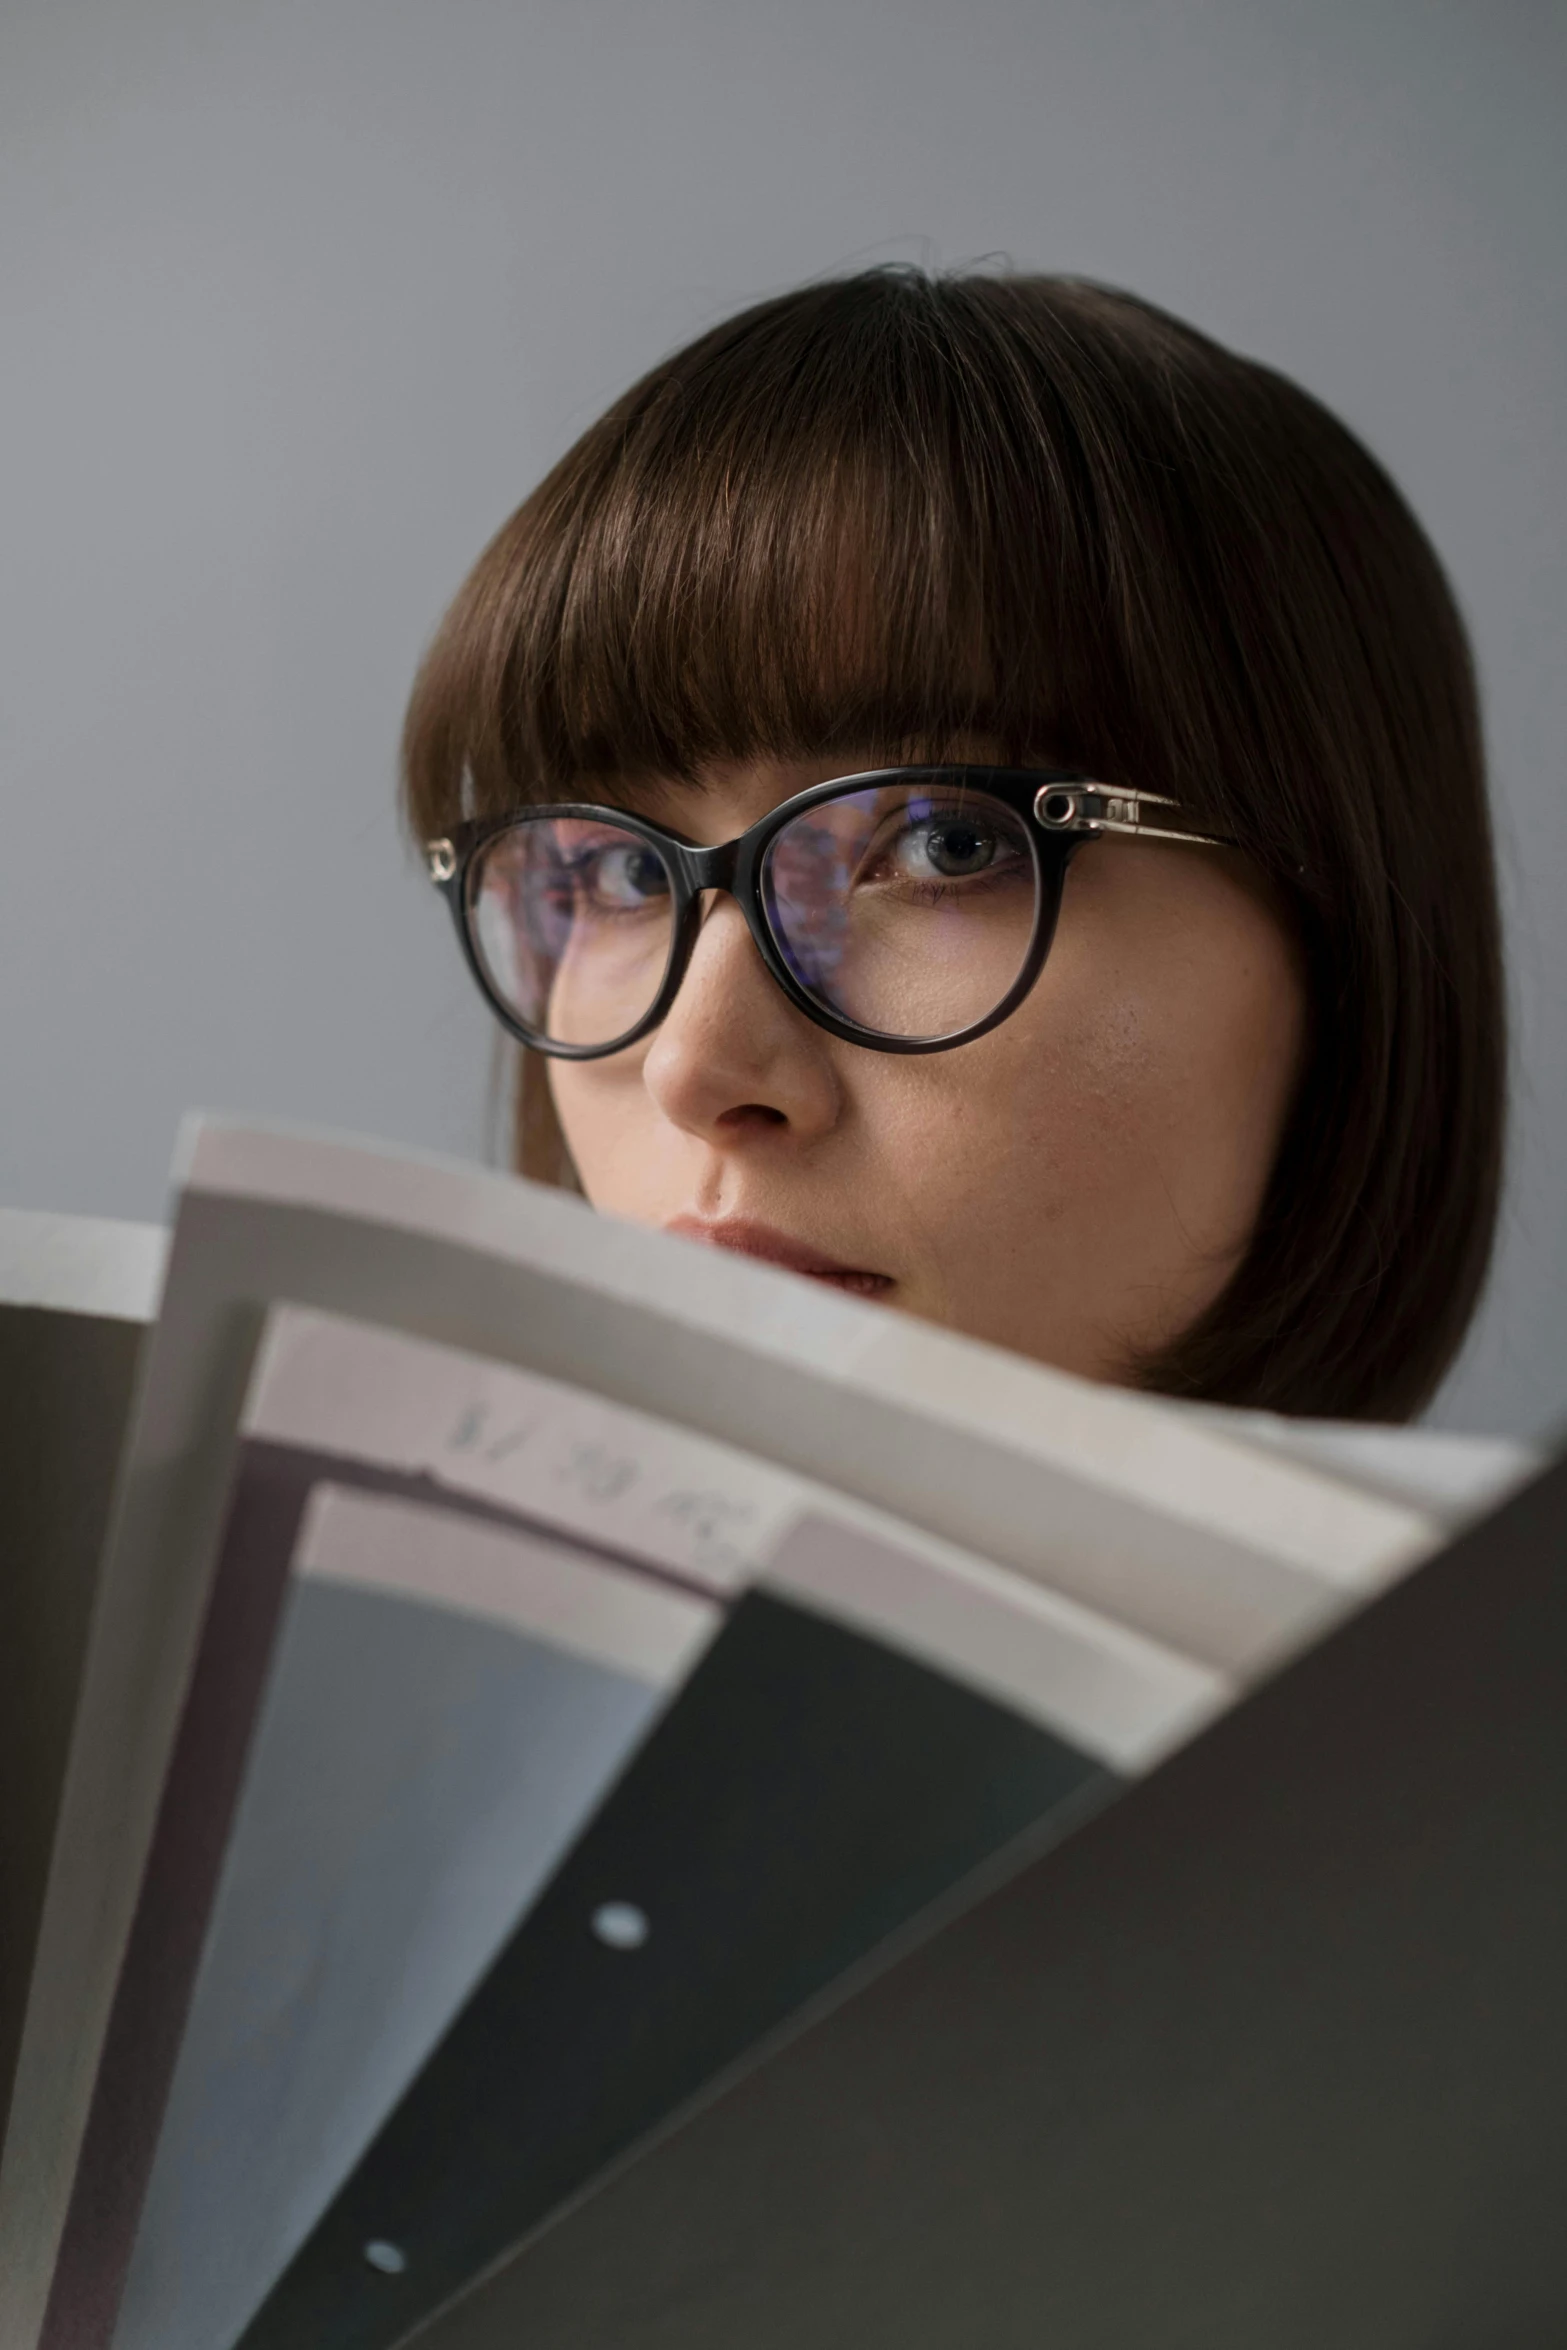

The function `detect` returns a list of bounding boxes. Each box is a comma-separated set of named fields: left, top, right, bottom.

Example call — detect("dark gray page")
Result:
left=0, top=1304, right=141, bottom=2142
left=405, top=1454, right=1567, bottom=2350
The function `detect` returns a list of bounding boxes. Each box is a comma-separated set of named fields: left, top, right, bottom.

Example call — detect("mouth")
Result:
left=663, top=1216, right=894, bottom=1299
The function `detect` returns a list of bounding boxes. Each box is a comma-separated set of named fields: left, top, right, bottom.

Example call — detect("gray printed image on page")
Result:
left=113, top=1562, right=671, bottom=2350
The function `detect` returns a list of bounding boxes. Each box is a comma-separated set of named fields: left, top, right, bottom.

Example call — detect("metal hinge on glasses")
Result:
left=1033, top=783, right=1229, bottom=849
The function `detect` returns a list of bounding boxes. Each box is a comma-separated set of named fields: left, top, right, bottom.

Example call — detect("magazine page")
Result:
left=108, top=1477, right=713, bottom=2350
left=0, top=1209, right=167, bottom=1326
left=0, top=1117, right=1435, bottom=2348
left=1180, top=1405, right=1537, bottom=1521
left=82, top=1307, right=1211, bottom=2350
left=236, top=1532, right=1130, bottom=2350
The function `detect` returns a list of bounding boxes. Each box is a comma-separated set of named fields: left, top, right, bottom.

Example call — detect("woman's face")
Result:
left=546, top=754, right=1307, bottom=1383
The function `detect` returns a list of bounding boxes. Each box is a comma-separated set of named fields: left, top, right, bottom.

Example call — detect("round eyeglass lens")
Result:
left=760, top=782, right=1041, bottom=1040
left=468, top=815, right=677, bottom=1050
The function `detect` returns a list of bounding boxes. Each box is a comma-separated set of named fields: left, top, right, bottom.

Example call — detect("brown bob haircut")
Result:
left=404, top=267, right=1505, bottom=1421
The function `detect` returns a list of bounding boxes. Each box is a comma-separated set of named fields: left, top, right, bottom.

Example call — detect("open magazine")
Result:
left=0, top=1119, right=1542, bottom=2350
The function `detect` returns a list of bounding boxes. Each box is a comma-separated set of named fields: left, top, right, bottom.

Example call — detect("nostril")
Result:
left=716, top=1103, right=788, bottom=1129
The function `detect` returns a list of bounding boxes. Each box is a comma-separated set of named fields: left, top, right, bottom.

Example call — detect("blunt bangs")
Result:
left=405, top=271, right=1227, bottom=826
left=403, top=268, right=1505, bottom=1423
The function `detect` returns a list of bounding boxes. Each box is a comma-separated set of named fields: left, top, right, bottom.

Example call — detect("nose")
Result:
left=640, top=895, right=842, bottom=1145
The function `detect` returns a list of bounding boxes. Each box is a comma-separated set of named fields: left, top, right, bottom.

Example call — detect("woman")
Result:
left=406, top=268, right=1503, bottom=1421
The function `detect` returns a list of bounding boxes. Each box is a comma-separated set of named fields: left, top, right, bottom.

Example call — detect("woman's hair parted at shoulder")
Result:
left=404, top=266, right=1505, bottom=1422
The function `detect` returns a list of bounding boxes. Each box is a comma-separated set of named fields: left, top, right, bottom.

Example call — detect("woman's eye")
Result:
left=890, top=815, right=1002, bottom=881
left=586, top=844, right=670, bottom=908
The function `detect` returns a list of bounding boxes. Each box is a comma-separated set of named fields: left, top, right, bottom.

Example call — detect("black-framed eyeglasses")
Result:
left=424, top=767, right=1232, bottom=1059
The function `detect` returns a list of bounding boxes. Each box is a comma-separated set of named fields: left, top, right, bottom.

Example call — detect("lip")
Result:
left=663, top=1215, right=893, bottom=1298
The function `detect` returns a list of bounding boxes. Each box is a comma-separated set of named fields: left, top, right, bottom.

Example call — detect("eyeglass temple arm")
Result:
left=1032, top=783, right=1233, bottom=850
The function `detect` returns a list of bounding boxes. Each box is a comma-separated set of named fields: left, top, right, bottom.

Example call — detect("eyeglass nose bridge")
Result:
left=659, top=833, right=787, bottom=1015
left=668, top=834, right=745, bottom=896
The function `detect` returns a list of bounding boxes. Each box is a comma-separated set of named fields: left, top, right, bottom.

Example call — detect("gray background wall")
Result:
left=1, top=0, right=1562, bottom=1434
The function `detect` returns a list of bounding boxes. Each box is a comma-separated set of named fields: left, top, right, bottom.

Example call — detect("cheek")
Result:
left=929, top=989, right=1160, bottom=1195
left=899, top=899, right=1305, bottom=1357
left=547, top=1053, right=655, bottom=1198
left=1004, top=907, right=1307, bottom=1278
